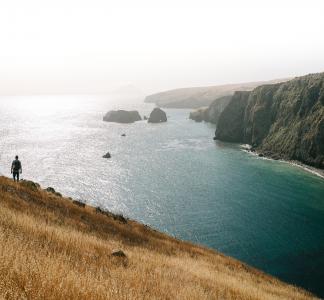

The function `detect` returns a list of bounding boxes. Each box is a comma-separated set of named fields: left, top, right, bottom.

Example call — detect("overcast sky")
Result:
left=0, top=0, right=324, bottom=95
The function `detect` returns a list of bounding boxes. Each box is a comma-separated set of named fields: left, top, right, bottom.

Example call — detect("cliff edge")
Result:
left=215, top=73, right=324, bottom=168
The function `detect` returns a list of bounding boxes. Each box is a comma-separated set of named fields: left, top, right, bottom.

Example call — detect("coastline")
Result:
left=240, top=144, right=324, bottom=180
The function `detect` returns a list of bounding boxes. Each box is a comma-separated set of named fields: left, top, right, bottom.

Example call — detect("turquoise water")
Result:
left=0, top=96, right=324, bottom=297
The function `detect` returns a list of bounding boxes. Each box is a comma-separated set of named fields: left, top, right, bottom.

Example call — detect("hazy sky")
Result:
left=1, top=0, right=324, bottom=95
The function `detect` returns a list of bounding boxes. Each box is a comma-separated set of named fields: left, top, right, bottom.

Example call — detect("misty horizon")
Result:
left=1, top=0, right=324, bottom=96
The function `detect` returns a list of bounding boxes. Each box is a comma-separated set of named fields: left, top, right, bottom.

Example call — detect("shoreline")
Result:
left=240, top=144, right=324, bottom=180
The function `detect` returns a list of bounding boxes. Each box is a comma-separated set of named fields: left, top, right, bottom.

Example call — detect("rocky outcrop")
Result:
left=103, top=110, right=141, bottom=123
left=103, top=152, right=111, bottom=159
left=45, top=186, right=62, bottom=197
left=189, top=108, right=205, bottom=122
left=73, top=200, right=86, bottom=208
left=189, top=96, right=232, bottom=124
left=111, top=250, right=127, bottom=258
left=148, top=108, right=167, bottom=123
left=215, top=73, right=324, bottom=168
left=20, top=180, right=40, bottom=191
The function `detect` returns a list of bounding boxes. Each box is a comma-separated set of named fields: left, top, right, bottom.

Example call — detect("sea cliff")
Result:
left=215, top=73, right=324, bottom=168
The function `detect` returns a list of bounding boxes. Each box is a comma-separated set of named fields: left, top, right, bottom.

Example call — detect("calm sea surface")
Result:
left=1, top=95, right=324, bottom=297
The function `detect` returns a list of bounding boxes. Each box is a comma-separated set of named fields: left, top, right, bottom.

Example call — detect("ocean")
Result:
left=0, top=95, right=324, bottom=297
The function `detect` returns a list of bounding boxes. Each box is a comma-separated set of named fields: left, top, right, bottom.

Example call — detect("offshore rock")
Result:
left=103, top=152, right=111, bottom=159
left=148, top=108, right=167, bottom=123
left=103, top=110, right=141, bottom=123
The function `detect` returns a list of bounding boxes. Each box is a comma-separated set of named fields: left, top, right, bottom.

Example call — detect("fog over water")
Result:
left=1, top=0, right=324, bottom=94
left=0, top=95, right=324, bottom=296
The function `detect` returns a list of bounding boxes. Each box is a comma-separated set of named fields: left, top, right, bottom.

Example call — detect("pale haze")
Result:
left=1, top=0, right=324, bottom=95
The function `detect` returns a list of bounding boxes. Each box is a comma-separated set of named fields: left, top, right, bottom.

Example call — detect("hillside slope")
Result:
left=215, top=73, right=324, bottom=168
left=145, top=79, right=289, bottom=109
left=0, top=177, right=316, bottom=299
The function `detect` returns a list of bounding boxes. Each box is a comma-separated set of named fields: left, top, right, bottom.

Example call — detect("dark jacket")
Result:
left=12, top=159, right=22, bottom=173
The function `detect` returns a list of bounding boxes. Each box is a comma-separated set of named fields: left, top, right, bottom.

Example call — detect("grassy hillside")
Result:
left=0, top=176, right=316, bottom=299
left=145, top=79, right=289, bottom=109
left=215, top=73, right=324, bottom=168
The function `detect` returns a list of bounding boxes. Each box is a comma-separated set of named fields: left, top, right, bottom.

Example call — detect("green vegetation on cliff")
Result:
left=215, top=73, right=324, bottom=168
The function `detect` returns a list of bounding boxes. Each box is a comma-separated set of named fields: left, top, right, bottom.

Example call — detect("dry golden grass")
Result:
left=0, top=176, right=317, bottom=299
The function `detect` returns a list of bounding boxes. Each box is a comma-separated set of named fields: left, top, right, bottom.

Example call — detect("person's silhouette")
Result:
left=11, top=155, right=22, bottom=182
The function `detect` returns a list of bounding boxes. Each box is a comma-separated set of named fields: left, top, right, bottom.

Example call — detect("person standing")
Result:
left=11, top=155, right=22, bottom=182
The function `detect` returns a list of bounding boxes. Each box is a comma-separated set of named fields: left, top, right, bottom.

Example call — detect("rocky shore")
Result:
left=241, top=144, right=324, bottom=179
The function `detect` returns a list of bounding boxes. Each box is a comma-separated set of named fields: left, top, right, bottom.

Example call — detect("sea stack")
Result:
left=148, top=108, right=167, bottom=123
left=103, top=152, right=111, bottom=158
left=103, top=110, right=141, bottom=123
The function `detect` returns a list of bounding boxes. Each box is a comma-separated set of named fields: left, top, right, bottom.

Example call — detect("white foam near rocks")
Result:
left=240, top=144, right=324, bottom=179
left=240, top=144, right=252, bottom=151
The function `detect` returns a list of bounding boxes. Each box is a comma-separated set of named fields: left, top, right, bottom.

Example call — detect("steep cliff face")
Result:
left=215, top=73, right=324, bottom=168
left=189, top=96, right=232, bottom=124
left=215, top=91, right=250, bottom=142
